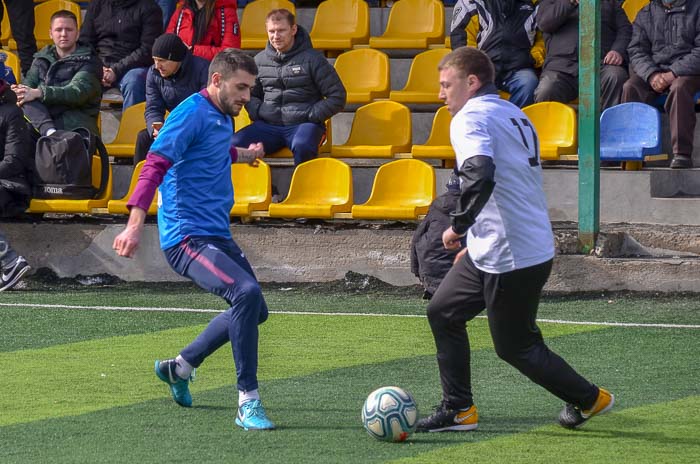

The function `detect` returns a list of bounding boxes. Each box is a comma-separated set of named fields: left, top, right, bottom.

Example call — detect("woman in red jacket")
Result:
left=166, top=0, right=240, bottom=61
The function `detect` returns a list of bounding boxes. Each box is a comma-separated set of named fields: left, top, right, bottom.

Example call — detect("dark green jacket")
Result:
left=23, top=44, right=102, bottom=136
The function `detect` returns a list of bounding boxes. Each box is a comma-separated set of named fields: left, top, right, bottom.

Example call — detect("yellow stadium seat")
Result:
left=310, top=0, right=369, bottom=51
left=334, top=49, right=390, bottom=104
left=352, top=159, right=435, bottom=220
left=2, top=50, right=20, bottom=84
left=389, top=48, right=449, bottom=104
left=331, top=101, right=411, bottom=158
left=104, top=102, right=146, bottom=158
left=411, top=106, right=454, bottom=159
left=267, top=158, right=352, bottom=218
left=234, top=107, right=252, bottom=131
left=0, top=4, right=11, bottom=46
left=264, top=119, right=332, bottom=158
left=34, top=0, right=82, bottom=48
left=231, top=160, right=272, bottom=217
left=622, top=0, right=649, bottom=23
left=368, top=0, right=444, bottom=49
left=240, top=0, right=296, bottom=50
left=28, top=155, right=113, bottom=213
left=107, top=160, right=158, bottom=215
left=522, top=101, right=577, bottom=161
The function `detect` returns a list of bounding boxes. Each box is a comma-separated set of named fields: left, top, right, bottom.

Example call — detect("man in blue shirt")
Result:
left=112, top=49, right=275, bottom=431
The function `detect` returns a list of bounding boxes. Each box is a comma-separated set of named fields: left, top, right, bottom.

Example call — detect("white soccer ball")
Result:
left=361, top=386, right=418, bottom=442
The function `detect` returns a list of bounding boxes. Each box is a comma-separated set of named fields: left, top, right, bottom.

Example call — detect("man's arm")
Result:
left=449, top=0, right=473, bottom=50
left=447, top=155, right=496, bottom=243
left=144, top=68, right=166, bottom=136
left=536, top=0, right=578, bottom=33
left=113, top=206, right=148, bottom=258
left=38, top=71, right=102, bottom=107
left=307, top=56, right=346, bottom=124
left=627, top=12, right=659, bottom=83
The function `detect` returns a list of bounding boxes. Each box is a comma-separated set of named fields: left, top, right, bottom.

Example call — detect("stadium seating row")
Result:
left=27, top=158, right=436, bottom=220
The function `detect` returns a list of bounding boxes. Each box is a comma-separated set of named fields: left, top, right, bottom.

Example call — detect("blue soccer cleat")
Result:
left=235, top=399, right=276, bottom=431
left=154, top=359, right=194, bottom=407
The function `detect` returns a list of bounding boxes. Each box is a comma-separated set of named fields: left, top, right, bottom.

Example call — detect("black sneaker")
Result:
left=559, top=387, right=615, bottom=429
left=670, top=154, right=693, bottom=169
left=0, top=256, right=31, bottom=291
left=415, top=402, right=478, bottom=432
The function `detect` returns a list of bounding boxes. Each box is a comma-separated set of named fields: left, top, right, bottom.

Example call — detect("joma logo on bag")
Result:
left=43, top=186, right=63, bottom=194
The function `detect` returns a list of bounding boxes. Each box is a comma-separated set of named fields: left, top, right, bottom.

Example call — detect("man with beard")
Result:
left=113, top=49, right=275, bottom=431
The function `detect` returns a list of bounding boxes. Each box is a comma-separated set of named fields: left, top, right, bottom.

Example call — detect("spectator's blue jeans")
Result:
left=164, top=236, right=269, bottom=392
left=232, top=120, right=326, bottom=166
left=156, top=0, right=176, bottom=27
left=118, top=67, right=148, bottom=109
left=500, top=68, right=538, bottom=108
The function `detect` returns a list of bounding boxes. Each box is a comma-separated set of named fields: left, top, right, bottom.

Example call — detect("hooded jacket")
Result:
left=247, top=25, right=346, bottom=126
left=166, top=0, right=240, bottom=61
left=628, top=0, right=700, bottom=82
left=79, top=0, right=163, bottom=79
left=537, top=0, right=631, bottom=76
left=23, top=44, right=103, bottom=136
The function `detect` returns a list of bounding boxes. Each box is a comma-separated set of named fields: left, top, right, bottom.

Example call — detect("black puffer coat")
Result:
left=79, top=0, right=163, bottom=80
left=0, top=82, right=33, bottom=216
left=247, top=26, right=346, bottom=125
left=628, top=0, right=700, bottom=82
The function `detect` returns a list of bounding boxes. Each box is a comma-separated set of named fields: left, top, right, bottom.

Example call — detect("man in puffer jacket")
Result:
left=623, top=0, right=700, bottom=169
left=80, top=0, right=162, bottom=109
left=231, top=8, right=346, bottom=166
left=13, top=10, right=102, bottom=137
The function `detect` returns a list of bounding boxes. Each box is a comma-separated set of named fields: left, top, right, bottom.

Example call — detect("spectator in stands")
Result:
left=623, top=0, right=700, bottom=170
left=535, top=0, right=631, bottom=109
left=0, top=0, right=37, bottom=77
left=134, top=33, right=209, bottom=165
left=0, top=230, right=30, bottom=291
left=166, top=0, right=241, bottom=61
left=0, top=52, right=17, bottom=84
left=157, top=0, right=177, bottom=28
left=79, top=0, right=163, bottom=109
left=0, top=78, right=33, bottom=218
left=231, top=9, right=346, bottom=166
left=450, top=0, right=544, bottom=108
left=12, top=10, right=102, bottom=137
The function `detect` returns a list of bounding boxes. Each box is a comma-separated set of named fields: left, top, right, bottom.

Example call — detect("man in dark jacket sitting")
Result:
left=80, top=0, right=162, bottom=109
left=133, top=33, right=209, bottom=165
left=623, top=0, right=700, bottom=169
left=0, top=78, right=32, bottom=217
left=231, top=8, right=346, bottom=166
left=12, top=10, right=102, bottom=137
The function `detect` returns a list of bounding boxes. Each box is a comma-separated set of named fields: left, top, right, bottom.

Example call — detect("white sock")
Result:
left=46, top=128, right=56, bottom=136
left=238, top=389, right=260, bottom=406
left=174, top=355, right=193, bottom=379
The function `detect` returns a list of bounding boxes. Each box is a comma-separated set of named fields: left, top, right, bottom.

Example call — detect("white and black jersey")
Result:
left=450, top=93, right=554, bottom=273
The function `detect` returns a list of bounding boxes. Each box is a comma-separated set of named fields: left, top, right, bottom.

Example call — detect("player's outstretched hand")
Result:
left=113, top=226, right=141, bottom=258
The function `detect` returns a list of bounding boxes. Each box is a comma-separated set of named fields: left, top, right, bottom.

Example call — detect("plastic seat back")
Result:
left=108, top=160, right=158, bottom=214
left=369, top=0, right=444, bottom=49
left=331, top=101, right=412, bottom=158
left=411, top=106, right=454, bottom=159
left=522, top=102, right=577, bottom=160
left=622, top=0, right=649, bottom=22
left=234, top=107, right=252, bottom=131
left=240, top=0, right=296, bottom=49
left=28, top=155, right=113, bottom=213
left=390, top=48, right=450, bottom=104
left=231, top=160, right=272, bottom=216
left=352, top=159, right=435, bottom=219
left=104, top=102, right=147, bottom=158
left=334, top=49, right=390, bottom=104
left=600, top=102, right=661, bottom=161
left=35, top=1, right=82, bottom=48
left=310, top=0, right=369, bottom=50
left=268, top=158, right=352, bottom=218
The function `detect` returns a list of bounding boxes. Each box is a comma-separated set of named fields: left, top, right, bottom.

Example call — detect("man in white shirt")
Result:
left=415, top=46, right=614, bottom=433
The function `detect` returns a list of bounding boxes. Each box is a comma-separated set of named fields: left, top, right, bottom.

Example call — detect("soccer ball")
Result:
left=361, top=386, right=418, bottom=442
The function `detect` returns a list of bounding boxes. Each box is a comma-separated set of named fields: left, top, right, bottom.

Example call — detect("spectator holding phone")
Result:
left=134, top=34, right=209, bottom=165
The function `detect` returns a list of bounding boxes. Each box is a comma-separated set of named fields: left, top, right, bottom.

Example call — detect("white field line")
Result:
left=1, top=302, right=700, bottom=329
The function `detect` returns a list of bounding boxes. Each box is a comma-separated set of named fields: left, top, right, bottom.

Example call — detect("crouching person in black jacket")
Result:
left=0, top=79, right=33, bottom=217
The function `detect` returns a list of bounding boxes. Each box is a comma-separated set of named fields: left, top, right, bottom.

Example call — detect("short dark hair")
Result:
left=265, top=8, right=295, bottom=26
left=208, top=48, right=258, bottom=84
left=438, top=46, right=495, bottom=85
left=50, top=9, right=78, bottom=27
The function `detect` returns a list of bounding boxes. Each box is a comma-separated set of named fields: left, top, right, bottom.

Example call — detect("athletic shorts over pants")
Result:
left=426, top=254, right=599, bottom=410
left=164, top=235, right=269, bottom=392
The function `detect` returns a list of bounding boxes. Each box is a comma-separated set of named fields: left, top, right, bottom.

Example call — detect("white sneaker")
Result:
left=0, top=256, right=31, bottom=291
